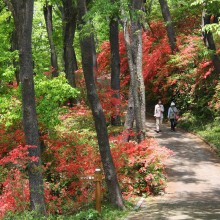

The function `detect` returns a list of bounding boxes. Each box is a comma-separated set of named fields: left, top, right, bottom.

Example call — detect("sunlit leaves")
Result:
left=34, top=73, right=80, bottom=128
left=191, top=0, right=220, bottom=14
left=0, top=6, right=16, bottom=85
left=0, top=95, right=21, bottom=127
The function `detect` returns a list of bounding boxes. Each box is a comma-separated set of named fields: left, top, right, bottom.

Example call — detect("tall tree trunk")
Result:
left=62, top=0, right=78, bottom=106
left=123, top=86, right=134, bottom=141
left=131, top=0, right=145, bottom=142
left=121, top=0, right=145, bottom=143
left=3, top=0, right=46, bottom=214
left=77, top=0, right=124, bottom=209
left=158, top=0, right=177, bottom=53
left=202, top=11, right=220, bottom=74
left=62, top=0, right=78, bottom=88
left=109, top=6, right=121, bottom=126
left=43, top=1, right=58, bottom=77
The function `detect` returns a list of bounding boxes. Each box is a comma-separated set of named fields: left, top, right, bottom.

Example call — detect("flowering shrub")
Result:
left=96, top=20, right=220, bottom=119
left=96, top=88, right=127, bottom=123
left=110, top=135, right=174, bottom=197
left=0, top=169, right=29, bottom=218
left=0, top=106, right=173, bottom=217
left=0, top=143, right=39, bottom=218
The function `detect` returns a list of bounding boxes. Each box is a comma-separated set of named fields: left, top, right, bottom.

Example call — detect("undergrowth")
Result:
left=3, top=201, right=134, bottom=220
left=0, top=105, right=173, bottom=219
left=178, top=114, right=220, bottom=154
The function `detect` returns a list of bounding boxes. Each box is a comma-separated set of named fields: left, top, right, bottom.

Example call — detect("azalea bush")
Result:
left=0, top=144, right=38, bottom=218
left=96, top=20, right=220, bottom=117
left=110, top=136, right=174, bottom=197
left=97, top=21, right=172, bottom=103
left=0, top=105, right=173, bottom=217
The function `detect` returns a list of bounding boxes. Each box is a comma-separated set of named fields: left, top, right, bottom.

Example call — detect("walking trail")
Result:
left=124, top=118, right=220, bottom=220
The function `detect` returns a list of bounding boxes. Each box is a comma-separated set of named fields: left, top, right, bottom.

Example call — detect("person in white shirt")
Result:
left=154, top=99, right=164, bottom=133
left=168, top=101, right=178, bottom=131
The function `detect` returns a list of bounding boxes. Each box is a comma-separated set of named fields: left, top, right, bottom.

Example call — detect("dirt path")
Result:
left=124, top=118, right=220, bottom=220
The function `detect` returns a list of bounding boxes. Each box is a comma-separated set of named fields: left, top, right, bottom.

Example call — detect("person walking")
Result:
left=154, top=99, right=164, bottom=133
left=168, top=101, right=178, bottom=131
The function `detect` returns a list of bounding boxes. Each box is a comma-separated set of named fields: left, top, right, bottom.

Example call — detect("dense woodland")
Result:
left=0, top=0, right=220, bottom=219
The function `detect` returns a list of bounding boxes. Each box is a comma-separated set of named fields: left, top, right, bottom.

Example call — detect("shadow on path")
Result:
left=125, top=118, right=220, bottom=220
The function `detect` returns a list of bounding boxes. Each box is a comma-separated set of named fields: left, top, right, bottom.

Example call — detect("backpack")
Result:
left=170, top=107, right=175, bottom=118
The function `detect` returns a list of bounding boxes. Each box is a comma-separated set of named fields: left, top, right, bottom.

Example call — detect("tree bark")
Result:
left=43, top=1, right=59, bottom=77
left=123, top=86, right=134, bottom=141
left=202, top=11, right=220, bottom=74
left=158, top=0, right=177, bottom=53
left=131, top=0, right=145, bottom=142
left=77, top=0, right=124, bottom=209
left=62, top=0, right=78, bottom=106
left=62, top=0, right=78, bottom=88
left=121, top=0, right=145, bottom=143
left=3, top=0, right=46, bottom=214
left=109, top=6, right=121, bottom=126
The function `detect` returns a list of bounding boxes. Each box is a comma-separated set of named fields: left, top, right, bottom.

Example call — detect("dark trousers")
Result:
left=170, top=119, right=176, bottom=131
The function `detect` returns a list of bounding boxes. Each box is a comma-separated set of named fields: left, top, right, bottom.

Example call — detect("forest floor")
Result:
left=123, top=117, right=220, bottom=220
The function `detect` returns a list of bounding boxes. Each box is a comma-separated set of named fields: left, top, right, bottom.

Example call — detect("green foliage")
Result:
left=32, top=1, right=64, bottom=74
left=3, top=202, right=133, bottom=220
left=0, top=90, right=21, bottom=127
left=78, top=0, right=120, bottom=45
left=178, top=112, right=201, bottom=131
left=4, top=210, right=74, bottom=220
left=4, top=210, right=42, bottom=220
left=169, top=0, right=201, bottom=21
left=165, top=35, right=216, bottom=115
left=50, top=4, right=64, bottom=66
left=191, top=0, right=220, bottom=14
left=178, top=113, right=220, bottom=152
left=32, top=2, right=51, bottom=74
left=0, top=73, right=80, bottom=129
left=73, top=209, right=101, bottom=220
left=59, top=114, right=98, bottom=146
left=198, top=122, right=220, bottom=151
left=204, top=22, right=220, bottom=39
left=0, top=8, right=16, bottom=84
left=0, top=166, right=7, bottom=185
left=34, top=73, right=80, bottom=129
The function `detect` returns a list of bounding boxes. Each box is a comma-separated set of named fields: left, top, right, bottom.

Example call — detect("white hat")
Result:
left=171, top=102, right=175, bottom=106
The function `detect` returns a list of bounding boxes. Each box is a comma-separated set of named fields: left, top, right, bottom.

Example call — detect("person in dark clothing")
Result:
left=168, top=102, right=178, bottom=131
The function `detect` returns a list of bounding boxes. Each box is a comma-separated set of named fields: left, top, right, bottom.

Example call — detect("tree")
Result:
left=191, top=0, right=220, bottom=74
left=158, top=0, right=177, bottom=53
left=3, top=0, right=46, bottom=214
left=62, top=0, right=78, bottom=89
left=43, top=0, right=59, bottom=77
left=77, top=0, right=124, bottom=209
left=109, top=0, right=121, bottom=126
left=121, top=0, right=146, bottom=143
left=202, top=11, right=220, bottom=74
